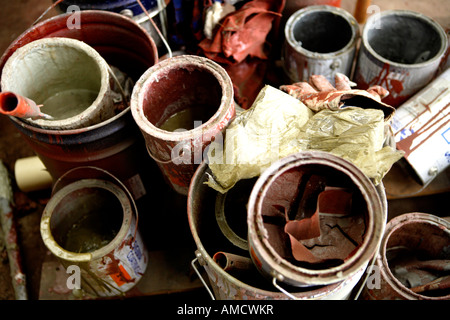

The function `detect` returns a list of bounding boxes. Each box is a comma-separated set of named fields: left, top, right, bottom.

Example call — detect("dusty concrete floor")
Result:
left=0, top=0, right=449, bottom=301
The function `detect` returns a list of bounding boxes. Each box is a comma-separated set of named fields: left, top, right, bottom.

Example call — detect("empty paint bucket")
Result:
left=40, top=167, right=148, bottom=297
left=247, top=151, right=386, bottom=288
left=57, top=0, right=161, bottom=13
left=354, top=10, right=448, bottom=108
left=131, top=55, right=236, bottom=195
left=362, top=212, right=450, bottom=300
left=188, top=161, right=368, bottom=300
left=283, top=5, right=359, bottom=84
left=56, top=0, right=169, bottom=51
left=0, top=11, right=158, bottom=193
left=1, top=37, right=113, bottom=130
left=285, top=0, right=342, bottom=12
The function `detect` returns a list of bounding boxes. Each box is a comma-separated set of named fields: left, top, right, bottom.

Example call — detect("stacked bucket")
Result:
left=0, top=10, right=160, bottom=297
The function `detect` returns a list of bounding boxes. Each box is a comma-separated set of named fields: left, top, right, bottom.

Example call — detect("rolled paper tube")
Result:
left=213, top=251, right=254, bottom=273
left=15, top=156, right=53, bottom=192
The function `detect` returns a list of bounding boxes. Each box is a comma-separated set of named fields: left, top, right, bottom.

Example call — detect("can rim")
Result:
left=378, top=212, right=450, bottom=300
left=361, top=10, right=448, bottom=69
left=247, top=151, right=385, bottom=286
left=284, top=5, right=360, bottom=59
left=1, top=37, right=112, bottom=130
left=40, top=178, right=133, bottom=262
left=130, top=55, right=235, bottom=142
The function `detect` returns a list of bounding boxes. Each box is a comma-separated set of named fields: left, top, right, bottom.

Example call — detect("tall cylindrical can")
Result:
left=354, top=10, right=448, bottom=108
left=283, top=5, right=359, bottom=84
left=247, top=151, right=386, bottom=288
left=131, top=55, right=236, bottom=195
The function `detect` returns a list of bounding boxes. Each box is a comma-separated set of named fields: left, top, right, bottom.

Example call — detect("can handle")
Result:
left=32, top=0, right=64, bottom=26
left=271, top=277, right=300, bottom=300
left=136, top=0, right=172, bottom=59
left=191, top=256, right=216, bottom=300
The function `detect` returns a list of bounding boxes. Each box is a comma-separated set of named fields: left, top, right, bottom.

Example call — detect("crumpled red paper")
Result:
left=284, top=187, right=356, bottom=263
left=280, top=73, right=396, bottom=121
left=198, top=0, right=284, bottom=65
left=261, top=169, right=366, bottom=265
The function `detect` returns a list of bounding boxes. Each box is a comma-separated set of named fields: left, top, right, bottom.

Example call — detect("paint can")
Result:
left=131, top=55, right=236, bottom=195
left=354, top=10, right=448, bottom=108
left=0, top=11, right=159, bottom=195
left=390, top=67, right=450, bottom=185
left=247, top=151, right=386, bottom=288
left=1, top=37, right=114, bottom=130
left=361, top=212, right=450, bottom=300
left=56, top=0, right=170, bottom=52
left=285, top=0, right=341, bottom=11
left=188, top=161, right=367, bottom=300
left=40, top=167, right=148, bottom=298
left=283, top=5, right=359, bottom=84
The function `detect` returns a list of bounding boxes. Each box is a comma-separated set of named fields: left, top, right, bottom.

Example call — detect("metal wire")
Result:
left=136, top=0, right=173, bottom=58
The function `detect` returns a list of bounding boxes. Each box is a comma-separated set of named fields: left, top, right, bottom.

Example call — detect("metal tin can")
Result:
left=354, top=10, right=448, bottom=108
left=188, top=160, right=367, bottom=300
left=362, top=212, right=450, bottom=300
left=283, top=5, right=359, bottom=84
left=390, top=68, right=450, bottom=185
left=131, top=55, right=235, bottom=195
left=40, top=169, right=148, bottom=297
left=1, top=37, right=114, bottom=130
left=247, top=151, right=386, bottom=288
left=56, top=0, right=170, bottom=51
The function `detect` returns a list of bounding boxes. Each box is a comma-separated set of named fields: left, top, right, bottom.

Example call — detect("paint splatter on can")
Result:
left=390, top=68, right=450, bottom=185
left=354, top=10, right=448, bottom=108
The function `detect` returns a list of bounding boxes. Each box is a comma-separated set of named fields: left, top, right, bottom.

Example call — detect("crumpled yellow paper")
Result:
left=295, top=107, right=404, bottom=185
left=206, top=85, right=403, bottom=193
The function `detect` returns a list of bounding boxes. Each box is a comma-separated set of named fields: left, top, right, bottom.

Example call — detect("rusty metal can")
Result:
left=188, top=160, right=367, bottom=300
left=283, top=5, right=359, bottom=84
left=361, top=212, right=450, bottom=300
left=131, top=55, right=236, bottom=195
left=247, top=151, right=386, bottom=288
left=354, top=10, right=448, bottom=108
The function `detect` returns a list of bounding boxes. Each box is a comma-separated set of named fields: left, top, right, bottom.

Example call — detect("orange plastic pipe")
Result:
left=0, top=91, right=51, bottom=120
